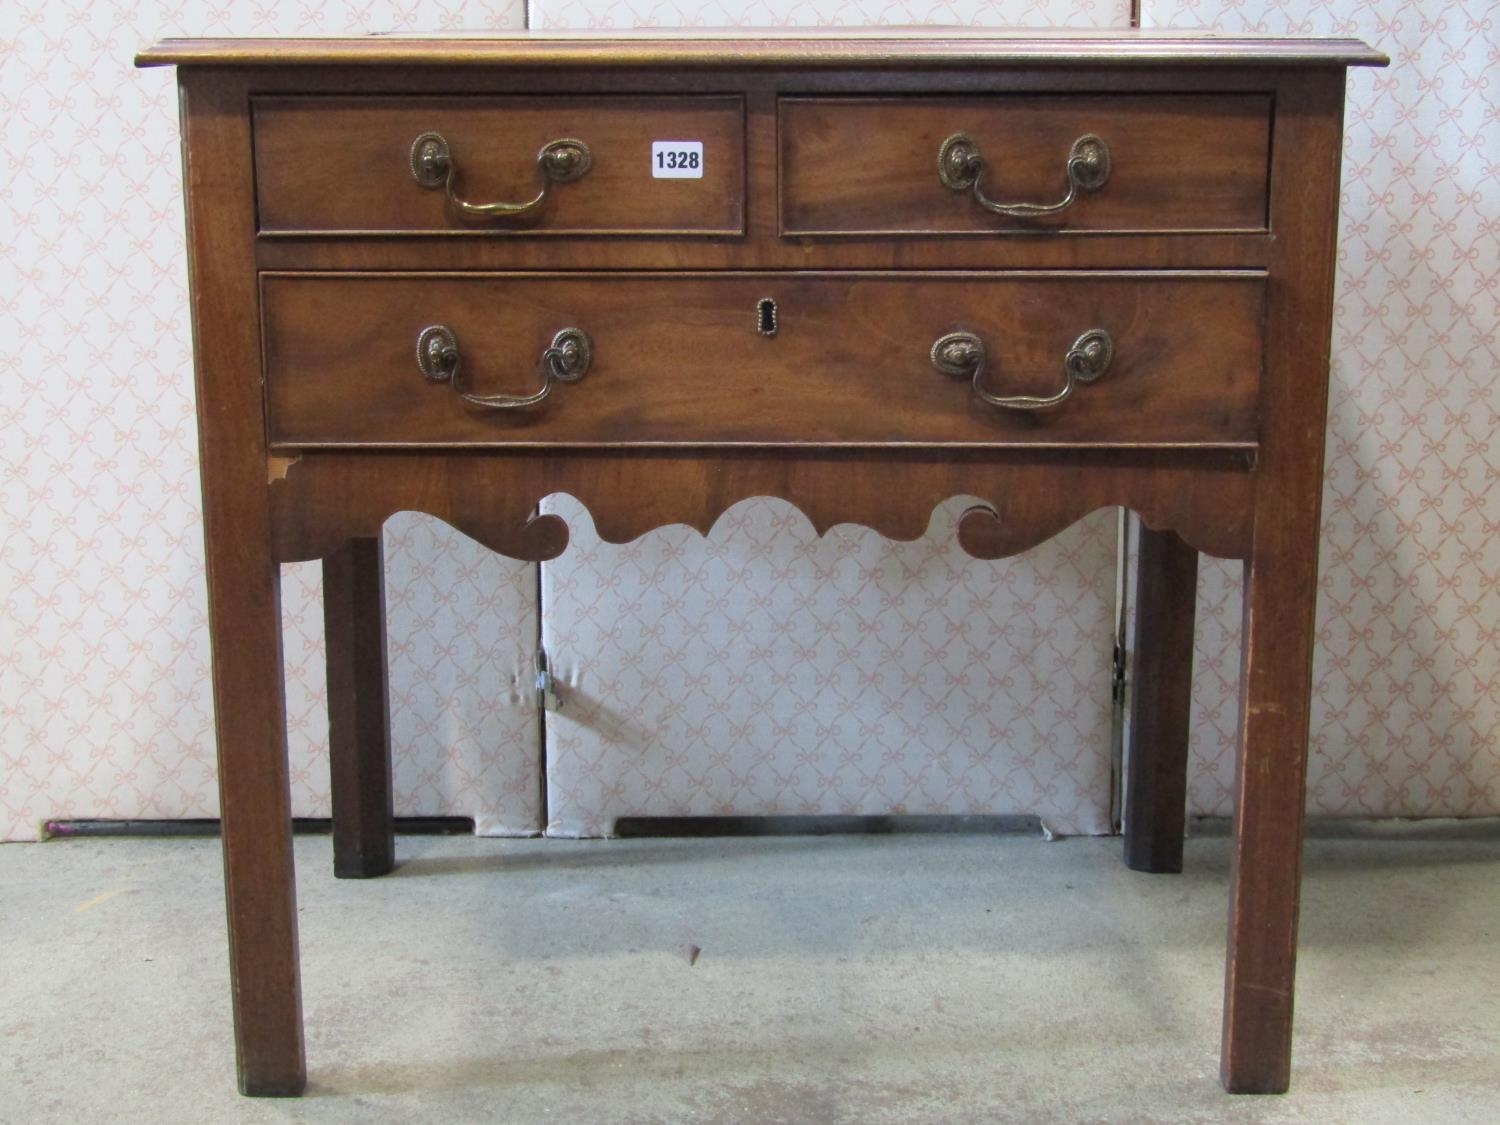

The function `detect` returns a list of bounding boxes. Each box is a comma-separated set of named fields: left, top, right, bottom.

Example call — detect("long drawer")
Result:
left=261, top=272, right=1265, bottom=449
left=253, top=96, right=745, bottom=235
left=780, top=96, right=1272, bottom=236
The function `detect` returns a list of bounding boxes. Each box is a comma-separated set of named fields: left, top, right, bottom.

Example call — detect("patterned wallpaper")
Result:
left=2, top=1, right=1495, bottom=841
left=1143, top=0, right=1500, bottom=817
left=0, top=2, right=542, bottom=841
left=529, top=1, right=1128, bottom=28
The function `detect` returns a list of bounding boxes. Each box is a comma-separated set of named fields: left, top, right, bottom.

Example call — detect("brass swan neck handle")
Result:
left=410, top=131, right=592, bottom=220
left=417, top=325, right=592, bottom=410
left=938, top=133, right=1111, bottom=219
left=932, top=328, right=1114, bottom=411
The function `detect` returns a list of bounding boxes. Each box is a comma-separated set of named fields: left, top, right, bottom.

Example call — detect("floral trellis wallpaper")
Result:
left=1143, top=0, right=1499, bottom=817
left=527, top=1, right=1126, bottom=29
left=1, top=2, right=543, bottom=841
left=2, top=1, right=1495, bottom=840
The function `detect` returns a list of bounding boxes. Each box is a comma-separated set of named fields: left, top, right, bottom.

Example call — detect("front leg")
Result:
left=205, top=539, right=306, bottom=1095
left=1218, top=542, right=1320, bottom=1093
left=1219, top=69, right=1345, bottom=1093
left=179, top=70, right=306, bottom=1094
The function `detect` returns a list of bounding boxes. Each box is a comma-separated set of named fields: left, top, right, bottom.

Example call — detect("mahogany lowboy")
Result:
left=137, top=31, right=1385, bottom=1098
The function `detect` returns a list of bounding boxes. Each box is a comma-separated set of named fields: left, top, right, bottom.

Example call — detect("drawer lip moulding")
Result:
left=252, top=95, right=747, bottom=237
left=260, top=269, right=1267, bottom=452
left=778, top=94, right=1274, bottom=238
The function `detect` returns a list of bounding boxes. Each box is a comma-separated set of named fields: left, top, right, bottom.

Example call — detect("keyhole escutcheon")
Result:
left=756, top=297, right=778, bottom=337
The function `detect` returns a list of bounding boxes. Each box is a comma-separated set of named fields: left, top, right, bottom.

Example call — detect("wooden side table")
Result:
left=137, top=31, right=1385, bottom=1097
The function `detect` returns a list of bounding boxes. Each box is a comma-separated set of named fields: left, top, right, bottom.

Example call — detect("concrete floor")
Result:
left=2, top=825, right=1498, bottom=1123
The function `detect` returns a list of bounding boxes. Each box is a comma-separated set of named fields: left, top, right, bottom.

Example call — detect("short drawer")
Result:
left=780, top=96, right=1271, bottom=236
left=253, top=96, right=745, bottom=235
left=262, top=272, right=1264, bottom=449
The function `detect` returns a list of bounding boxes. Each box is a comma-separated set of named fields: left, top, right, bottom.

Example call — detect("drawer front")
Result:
left=262, top=272, right=1264, bottom=449
left=780, top=96, right=1271, bottom=236
left=253, top=97, right=745, bottom=235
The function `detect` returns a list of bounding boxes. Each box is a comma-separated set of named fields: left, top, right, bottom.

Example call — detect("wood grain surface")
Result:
left=137, top=32, right=1388, bottom=70
left=1123, top=526, right=1200, bottom=874
left=1219, top=69, right=1347, bottom=1095
left=323, top=537, right=395, bottom=880
left=261, top=271, right=1265, bottom=449
left=267, top=450, right=1257, bottom=566
left=254, top=96, right=744, bottom=235
left=781, top=95, right=1271, bottom=235
left=178, top=71, right=305, bottom=1097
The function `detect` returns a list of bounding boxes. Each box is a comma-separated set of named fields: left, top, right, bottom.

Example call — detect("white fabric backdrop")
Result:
left=541, top=498, right=1118, bottom=837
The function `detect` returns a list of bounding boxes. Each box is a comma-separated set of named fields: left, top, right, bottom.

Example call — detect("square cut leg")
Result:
left=323, top=536, right=396, bottom=878
left=1219, top=551, right=1318, bottom=1093
left=1217, top=68, right=1344, bottom=1093
left=173, top=69, right=307, bottom=1093
left=207, top=552, right=306, bottom=1095
left=1122, top=526, right=1199, bottom=874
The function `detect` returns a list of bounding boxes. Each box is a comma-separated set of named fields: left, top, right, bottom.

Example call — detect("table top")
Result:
left=136, top=29, right=1388, bottom=70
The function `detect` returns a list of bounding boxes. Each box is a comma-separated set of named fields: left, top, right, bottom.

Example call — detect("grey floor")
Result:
left=3, top=823, right=1498, bottom=1123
